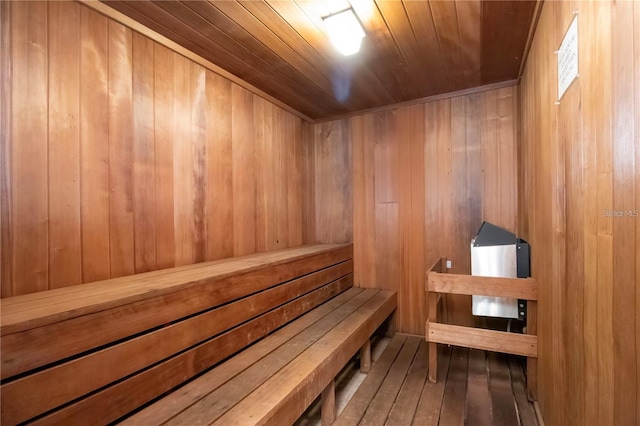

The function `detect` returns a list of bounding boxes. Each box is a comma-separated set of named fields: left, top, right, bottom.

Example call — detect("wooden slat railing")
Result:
left=425, top=258, right=538, bottom=401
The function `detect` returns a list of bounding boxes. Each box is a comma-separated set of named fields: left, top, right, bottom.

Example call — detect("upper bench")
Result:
left=1, top=243, right=354, bottom=425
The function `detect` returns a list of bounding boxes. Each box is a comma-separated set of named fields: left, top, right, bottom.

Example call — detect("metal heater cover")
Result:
left=471, top=242, right=519, bottom=319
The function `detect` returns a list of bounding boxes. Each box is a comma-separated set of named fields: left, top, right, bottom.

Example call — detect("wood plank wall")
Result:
left=0, top=1, right=314, bottom=297
left=314, top=86, right=518, bottom=335
left=519, top=1, right=639, bottom=425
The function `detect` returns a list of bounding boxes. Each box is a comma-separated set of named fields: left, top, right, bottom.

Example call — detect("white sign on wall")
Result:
left=557, top=15, right=579, bottom=100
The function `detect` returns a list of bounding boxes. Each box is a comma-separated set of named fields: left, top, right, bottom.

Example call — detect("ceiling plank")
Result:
left=375, top=0, right=437, bottom=98
left=481, top=0, right=537, bottom=84
left=402, top=0, right=449, bottom=95
left=430, top=0, right=467, bottom=91
left=456, top=0, right=482, bottom=88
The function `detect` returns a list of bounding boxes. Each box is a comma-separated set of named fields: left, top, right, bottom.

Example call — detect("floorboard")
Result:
left=439, top=346, right=470, bottom=426
left=488, top=352, right=520, bottom=426
left=464, top=349, right=492, bottom=425
left=386, top=340, right=429, bottom=425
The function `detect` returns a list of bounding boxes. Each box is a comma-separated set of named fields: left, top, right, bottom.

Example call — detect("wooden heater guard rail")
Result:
left=425, top=258, right=538, bottom=401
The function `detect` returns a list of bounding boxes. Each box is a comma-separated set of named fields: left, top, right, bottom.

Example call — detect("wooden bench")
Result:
left=0, top=243, right=397, bottom=425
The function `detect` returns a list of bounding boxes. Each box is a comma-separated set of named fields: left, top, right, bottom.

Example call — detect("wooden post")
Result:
left=385, top=312, right=396, bottom=337
left=427, top=292, right=439, bottom=383
left=426, top=258, right=446, bottom=383
left=360, top=338, right=371, bottom=373
left=321, top=380, right=336, bottom=425
left=526, top=300, right=538, bottom=401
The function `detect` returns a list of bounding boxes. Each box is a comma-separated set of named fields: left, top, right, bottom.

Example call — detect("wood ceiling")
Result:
left=103, top=0, right=538, bottom=120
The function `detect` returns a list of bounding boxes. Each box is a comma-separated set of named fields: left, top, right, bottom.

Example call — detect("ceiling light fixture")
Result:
left=322, top=8, right=366, bottom=56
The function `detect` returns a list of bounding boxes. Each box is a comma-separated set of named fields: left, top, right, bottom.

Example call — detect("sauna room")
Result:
left=1, top=0, right=638, bottom=425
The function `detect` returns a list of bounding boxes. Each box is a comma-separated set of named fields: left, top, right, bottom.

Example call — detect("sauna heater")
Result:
left=470, top=222, right=530, bottom=320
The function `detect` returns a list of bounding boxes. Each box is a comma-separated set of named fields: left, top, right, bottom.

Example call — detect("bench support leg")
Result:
left=360, top=339, right=371, bottom=373
left=321, top=380, right=336, bottom=425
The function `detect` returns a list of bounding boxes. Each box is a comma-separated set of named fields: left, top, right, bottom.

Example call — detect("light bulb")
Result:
left=323, top=9, right=366, bottom=56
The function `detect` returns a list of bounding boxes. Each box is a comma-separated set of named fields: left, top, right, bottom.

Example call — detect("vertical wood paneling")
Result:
left=132, top=32, right=156, bottom=273
left=153, top=44, right=175, bottom=269
left=519, top=1, right=639, bottom=424
left=191, top=63, right=207, bottom=264
left=448, top=96, right=471, bottom=326
left=398, top=104, right=426, bottom=333
left=0, top=0, right=12, bottom=296
left=374, top=111, right=398, bottom=204
left=314, top=120, right=352, bottom=244
left=172, top=54, right=195, bottom=267
left=612, top=1, right=637, bottom=423
left=80, top=7, right=110, bottom=282
left=317, top=86, right=518, bottom=334
left=231, top=85, right=255, bottom=256
left=351, top=114, right=376, bottom=289
left=465, top=94, right=482, bottom=246
left=301, top=120, right=316, bottom=245
left=375, top=202, right=399, bottom=292
left=108, top=20, right=135, bottom=279
left=287, top=113, right=303, bottom=247
left=3, top=0, right=313, bottom=296
left=6, top=1, right=49, bottom=295
left=580, top=4, right=598, bottom=424
left=205, top=71, right=233, bottom=260
left=635, top=6, right=640, bottom=424
left=48, top=1, right=82, bottom=288
left=254, top=96, right=273, bottom=253
left=594, top=2, right=614, bottom=422
left=273, top=107, right=289, bottom=250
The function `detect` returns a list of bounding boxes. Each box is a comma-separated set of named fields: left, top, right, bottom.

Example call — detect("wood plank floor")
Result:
left=298, top=334, right=538, bottom=426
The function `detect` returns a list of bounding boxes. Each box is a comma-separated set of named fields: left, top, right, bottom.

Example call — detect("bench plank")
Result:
left=1, top=245, right=351, bottom=378
left=2, top=244, right=350, bottom=321
left=214, top=290, right=397, bottom=425
left=25, top=277, right=353, bottom=426
left=126, top=287, right=365, bottom=424
left=162, top=289, right=380, bottom=425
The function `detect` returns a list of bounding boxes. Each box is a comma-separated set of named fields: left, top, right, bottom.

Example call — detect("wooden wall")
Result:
left=0, top=1, right=314, bottom=297
left=313, top=86, right=518, bottom=335
left=519, top=1, right=639, bottom=425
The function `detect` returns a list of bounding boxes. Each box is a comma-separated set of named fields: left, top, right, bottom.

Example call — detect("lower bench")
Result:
left=125, top=287, right=396, bottom=425
left=0, top=243, right=397, bottom=425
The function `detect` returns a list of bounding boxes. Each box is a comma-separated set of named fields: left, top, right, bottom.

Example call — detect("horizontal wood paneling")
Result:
left=314, top=86, right=518, bottom=334
left=0, top=0, right=314, bottom=297
left=519, top=1, right=639, bottom=424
